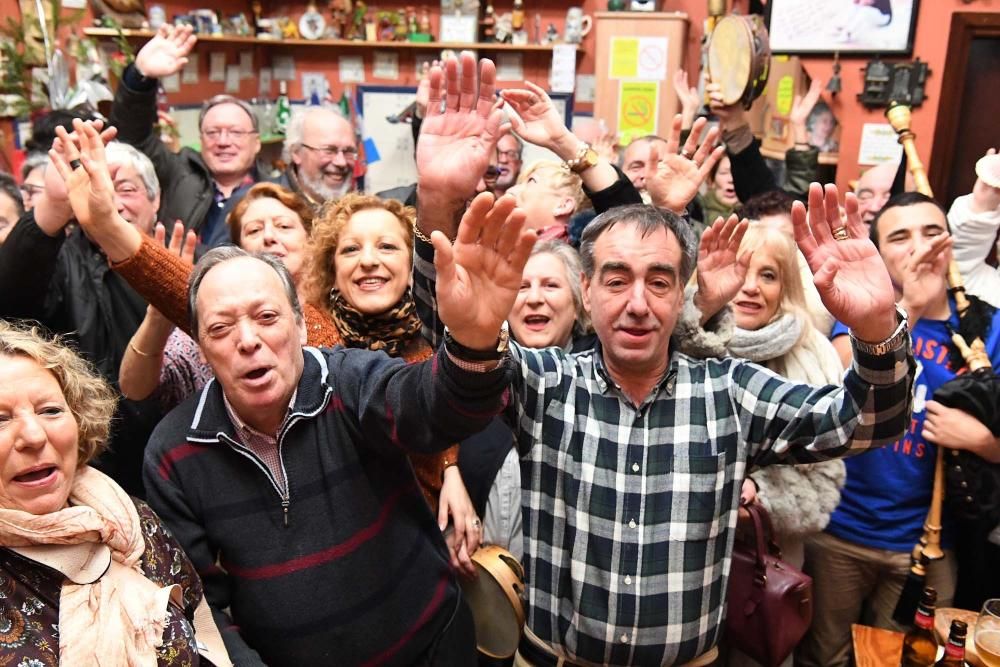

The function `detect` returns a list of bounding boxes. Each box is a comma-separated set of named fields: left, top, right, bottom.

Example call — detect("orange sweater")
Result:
left=113, top=236, right=457, bottom=508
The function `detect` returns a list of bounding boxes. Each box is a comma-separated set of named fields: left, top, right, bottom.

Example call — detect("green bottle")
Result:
left=275, top=81, right=291, bottom=135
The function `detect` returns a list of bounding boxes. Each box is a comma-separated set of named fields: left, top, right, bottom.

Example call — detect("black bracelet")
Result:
left=444, top=330, right=503, bottom=361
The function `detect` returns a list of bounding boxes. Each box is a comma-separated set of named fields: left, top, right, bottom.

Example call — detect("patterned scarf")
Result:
left=0, top=466, right=178, bottom=666
left=328, top=287, right=423, bottom=357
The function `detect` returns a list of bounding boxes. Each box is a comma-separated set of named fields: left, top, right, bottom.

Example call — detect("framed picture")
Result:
left=766, top=0, right=919, bottom=55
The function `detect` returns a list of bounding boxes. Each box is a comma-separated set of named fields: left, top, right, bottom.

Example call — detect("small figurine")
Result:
left=418, top=7, right=432, bottom=35
left=406, top=6, right=417, bottom=35
left=480, top=1, right=496, bottom=42
left=544, top=22, right=558, bottom=45
left=352, top=0, right=367, bottom=40
left=533, top=12, right=542, bottom=44
left=329, top=0, right=350, bottom=38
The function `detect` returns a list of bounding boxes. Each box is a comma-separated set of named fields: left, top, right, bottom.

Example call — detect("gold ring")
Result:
left=832, top=226, right=850, bottom=241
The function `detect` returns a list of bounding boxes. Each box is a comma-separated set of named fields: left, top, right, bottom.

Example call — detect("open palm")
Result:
left=48, top=121, right=118, bottom=232
left=696, top=214, right=750, bottom=312
left=135, top=24, right=197, bottom=79
left=645, top=115, right=724, bottom=213
left=501, top=81, right=566, bottom=151
left=417, top=54, right=505, bottom=200
left=433, top=194, right=536, bottom=349
left=793, top=184, right=896, bottom=335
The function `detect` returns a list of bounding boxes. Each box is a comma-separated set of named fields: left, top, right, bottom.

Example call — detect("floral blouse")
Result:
left=0, top=500, right=205, bottom=666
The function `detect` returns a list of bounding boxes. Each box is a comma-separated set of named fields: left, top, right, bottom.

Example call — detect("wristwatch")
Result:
left=852, top=304, right=909, bottom=355
left=444, top=321, right=510, bottom=361
left=565, top=142, right=599, bottom=174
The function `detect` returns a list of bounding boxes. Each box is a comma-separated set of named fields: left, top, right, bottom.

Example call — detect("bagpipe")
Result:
left=887, top=103, right=1000, bottom=624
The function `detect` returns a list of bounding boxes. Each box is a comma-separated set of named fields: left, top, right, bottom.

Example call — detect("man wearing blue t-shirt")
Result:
left=799, top=192, right=1000, bottom=667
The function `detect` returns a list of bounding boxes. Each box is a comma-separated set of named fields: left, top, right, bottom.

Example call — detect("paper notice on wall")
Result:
left=239, top=51, right=254, bottom=79
left=610, top=37, right=639, bottom=79
left=858, top=123, right=904, bottom=165
left=636, top=37, right=668, bottom=81
left=618, top=80, right=659, bottom=145
left=575, top=74, right=596, bottom=103
left=209, top=52, right=226, bottom=82
left=496, top=53, right=523, bottom=82
left=181, top=54, right=199, bottom=84
left=258, top=68, right=273, bottom=96
left=373, top=51, right=399, bottom=79
left=161, top=72, right=180, bottom=93
left=225, top=65, right=241, bottom=93
left=272, top=55, right=296, bottom=82
left=549, top=44, right=577, bottom=93
left=339, top=55, right=365, bottom=83
left=415, top=54, right=435, bottom=78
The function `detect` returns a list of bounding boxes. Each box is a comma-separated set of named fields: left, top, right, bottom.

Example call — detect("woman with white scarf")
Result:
left=0, top=321, right=230, bottom=666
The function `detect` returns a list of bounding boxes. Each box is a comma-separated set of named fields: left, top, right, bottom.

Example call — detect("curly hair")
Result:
left=308, top=193, right=416, bottom=303
left=0, top=321, right=117, bottom=466
left=227, top=182, right=316, bottom=245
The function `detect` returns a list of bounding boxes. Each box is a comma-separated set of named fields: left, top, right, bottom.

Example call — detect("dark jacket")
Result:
left=109, top=64, right=258, bottom=247
left=144, top=344, right=512, bottom=666
left=0, top=212, right=162, bottom=495
left=728, top=134, right=819, bottom=204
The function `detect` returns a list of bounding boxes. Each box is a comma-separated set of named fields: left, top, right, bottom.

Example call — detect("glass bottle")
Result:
left=934, top=620, right=969, bottom=666
left=901, top=587, right=938, bottom=667
left=275, top=81, right=292, bottom=135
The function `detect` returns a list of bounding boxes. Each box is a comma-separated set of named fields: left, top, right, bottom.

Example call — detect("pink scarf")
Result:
left=0, top=466, right=179, bottom=665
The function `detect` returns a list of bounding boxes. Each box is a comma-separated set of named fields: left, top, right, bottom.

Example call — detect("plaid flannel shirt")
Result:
left=413, top=237, right=915, bottom=666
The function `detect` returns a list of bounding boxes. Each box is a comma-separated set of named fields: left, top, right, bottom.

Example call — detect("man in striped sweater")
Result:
left=142, top=193, right=535, bottom=665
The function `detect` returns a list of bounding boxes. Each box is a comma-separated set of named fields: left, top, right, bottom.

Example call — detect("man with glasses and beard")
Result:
left=109, top=24, right=264, bottom=247
left=279, top=106, right=359, bottom=208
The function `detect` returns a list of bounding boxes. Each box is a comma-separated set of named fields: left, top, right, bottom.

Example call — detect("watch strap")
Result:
left=851, top=305, right=909, bottom=356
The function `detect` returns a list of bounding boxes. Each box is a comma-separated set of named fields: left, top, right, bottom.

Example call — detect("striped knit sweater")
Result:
left=143, top=344, right=512, bottom=665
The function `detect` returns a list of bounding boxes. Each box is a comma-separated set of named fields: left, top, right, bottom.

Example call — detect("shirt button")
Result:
left=628, top=519, right=637, bottom=529
left=624, top=575, right=632, bottom=585
left=631, top=462, right=640, bottom=472
left=620, top=633, right=629, bottom=644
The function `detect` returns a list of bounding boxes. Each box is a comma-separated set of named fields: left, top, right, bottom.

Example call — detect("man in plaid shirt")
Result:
left=417, top=55, right=915, bottom=666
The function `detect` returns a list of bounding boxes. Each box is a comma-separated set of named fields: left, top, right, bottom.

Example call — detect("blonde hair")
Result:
left=517, top=160, right=588, bottom=214
left=0, top=321, right=117, bottom=466
left=309, top=193, right=416, bottom=303
left=738, top=222, right=812, bottom=342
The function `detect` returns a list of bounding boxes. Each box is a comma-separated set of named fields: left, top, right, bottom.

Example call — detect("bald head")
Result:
left=286, top=106, right=358, bottom=202
left=856, top=162, right=915, bottom=225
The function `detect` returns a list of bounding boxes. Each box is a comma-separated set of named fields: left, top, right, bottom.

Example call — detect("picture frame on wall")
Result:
left=766, top=0, right=919, bottom=55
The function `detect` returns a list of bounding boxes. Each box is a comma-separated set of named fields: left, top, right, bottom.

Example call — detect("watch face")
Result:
left=299, top=10, right=326, bottom=39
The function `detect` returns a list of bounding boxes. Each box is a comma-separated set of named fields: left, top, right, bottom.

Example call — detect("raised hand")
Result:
left=164, top=219, right=198, bottom=265
left=971, top=148, right=1000, bottom=213
left=672, top=69, right=702, bottom=130
left=134, top=24, right=197, bottom=80
left=789, top=78, right=824, bottom=134
left=501, top=81, right=571, bottom=153
left=48, top=120, right=119, bottom=233
left=694, top=214, right=750, bottom=320
left=898, top=232, right=952, bottom=324
left=645, top=115, right=725, bottom=214
left=792, top=183, right=897, bottom=342
left=706, top=81, right=747, bottom=132
left=433, top=193, right=536, bottom=350
left=416, top=53, right=506, bottom=204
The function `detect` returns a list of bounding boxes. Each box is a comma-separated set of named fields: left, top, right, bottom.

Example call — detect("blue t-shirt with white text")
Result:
left=825, top=306, right=1000, bottom=551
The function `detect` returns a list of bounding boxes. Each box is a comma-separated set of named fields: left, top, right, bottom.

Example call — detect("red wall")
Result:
left=0, top=0, right=995, bottom=193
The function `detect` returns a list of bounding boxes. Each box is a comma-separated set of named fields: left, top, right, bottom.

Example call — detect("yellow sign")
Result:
left=610, top=37, right=639, bottom=79
left=618, top=81, right=659, bottom=145
left=776, top=75, right=795, bottom=117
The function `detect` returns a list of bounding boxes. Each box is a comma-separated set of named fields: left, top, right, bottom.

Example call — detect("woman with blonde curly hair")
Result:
left=0, top=321, right=230, bottom=666
left=48, top=121, right=482, bottom=572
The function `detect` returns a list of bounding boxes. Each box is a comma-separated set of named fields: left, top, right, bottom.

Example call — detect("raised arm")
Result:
left=416, top=53, right=507, bottom=240
left=644, top=114, right=725, bottom=215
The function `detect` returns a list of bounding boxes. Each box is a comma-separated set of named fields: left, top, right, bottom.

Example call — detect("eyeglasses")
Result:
left=300, top=143, right=359, bottom=160
left=201, top=128, right=258, bottom=142
left=497, top=149, right=521, bottom=161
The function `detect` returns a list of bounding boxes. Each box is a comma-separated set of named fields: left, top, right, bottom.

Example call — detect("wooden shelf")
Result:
left=83, top=27, right=567, bottom=52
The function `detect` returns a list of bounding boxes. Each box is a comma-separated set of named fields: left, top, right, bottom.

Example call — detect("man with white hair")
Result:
left=277, top=105, right=358, bottom=207
left=0, top=133, right=166, bottom=496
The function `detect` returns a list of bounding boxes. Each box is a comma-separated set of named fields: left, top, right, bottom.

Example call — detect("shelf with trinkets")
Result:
left=81, top=27, right=579, bottom=52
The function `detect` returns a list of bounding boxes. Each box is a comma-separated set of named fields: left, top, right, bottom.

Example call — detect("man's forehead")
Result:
left=304, top=112, right=354, bottom=145
left=203, top=102, right=255, bottom=128
left=595, top=222, right=680, bottom=262
left=879, top=203, right=947, bottom=234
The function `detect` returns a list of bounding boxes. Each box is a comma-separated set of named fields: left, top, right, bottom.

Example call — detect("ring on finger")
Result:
left=472, top=518, right=482, bottom=529
left=69, top=159, right=83, bottom=171
left=681, top=149, right=694, bottom=160
left=832, top=226, right=850, bottom=241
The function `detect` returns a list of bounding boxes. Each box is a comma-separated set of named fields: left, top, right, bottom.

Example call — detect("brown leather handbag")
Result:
left=725, top=503, right=813, bottom=667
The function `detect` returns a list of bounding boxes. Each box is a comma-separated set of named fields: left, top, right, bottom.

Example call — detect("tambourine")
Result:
left=460, top=545, right=526, bottom=658
left=708, top=15, right=771, bottom=109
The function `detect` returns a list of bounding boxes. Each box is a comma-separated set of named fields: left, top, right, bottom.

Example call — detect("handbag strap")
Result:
left=744, top=503, right=782, bottom=581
